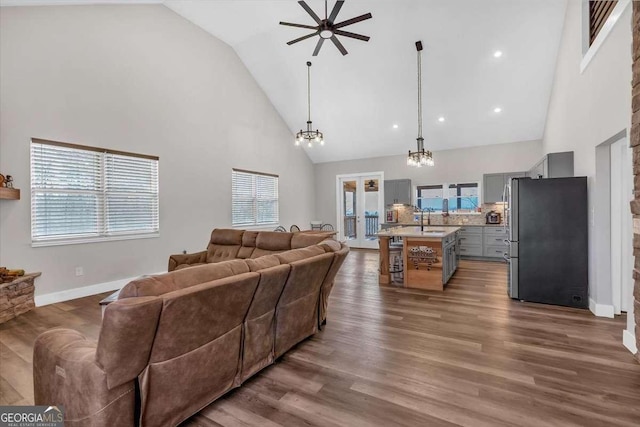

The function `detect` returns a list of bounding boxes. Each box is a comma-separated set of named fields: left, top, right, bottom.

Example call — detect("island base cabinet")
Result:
left=404, top=239, right=444, bottom=291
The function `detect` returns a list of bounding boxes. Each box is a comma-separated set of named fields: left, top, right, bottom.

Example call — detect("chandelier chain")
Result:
left=417, top=48, right=422, bottom=139
left=307, top=63, right=311, bottom=122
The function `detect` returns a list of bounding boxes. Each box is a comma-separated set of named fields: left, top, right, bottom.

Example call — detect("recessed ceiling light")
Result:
left=392, top=124, right=399, bottom=129
left=438, top=117, right=445, bottom=122
left=493, top=50, right=503, bottom=58
left=494, top=107, right=502, bottom=113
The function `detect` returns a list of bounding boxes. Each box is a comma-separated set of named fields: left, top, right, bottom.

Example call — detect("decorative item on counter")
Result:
left=0, top=267, right=25, bottom=283
left=386, top=209, right=398, bottom=223
left=442, top=199, right=449, bottom=217
left=0, top=174, right=15, bottom=188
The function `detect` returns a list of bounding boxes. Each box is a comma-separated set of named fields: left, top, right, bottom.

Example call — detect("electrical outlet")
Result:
left=75, top=267, right=84, bottom=276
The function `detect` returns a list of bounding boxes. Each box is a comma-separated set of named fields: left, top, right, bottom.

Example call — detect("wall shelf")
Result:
left=0, top=188, right=20, bottom=200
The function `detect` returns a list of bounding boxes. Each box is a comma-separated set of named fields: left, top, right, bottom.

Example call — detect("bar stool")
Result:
left=389, top=241, right=404, bottom=283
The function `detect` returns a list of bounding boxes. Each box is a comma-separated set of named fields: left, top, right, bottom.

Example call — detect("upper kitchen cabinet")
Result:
left=527, top=152, right=574, bottom=179
left=384, top=179, right=412, bottom=205
left=483, top=172, right=525, bottom=203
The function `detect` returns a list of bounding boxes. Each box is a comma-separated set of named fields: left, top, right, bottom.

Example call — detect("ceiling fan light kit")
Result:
left=295, top=61, right=324, bottom=148
left=407, top=40, right=434, bottom=168
left=280, top=0, right=372, bottom=56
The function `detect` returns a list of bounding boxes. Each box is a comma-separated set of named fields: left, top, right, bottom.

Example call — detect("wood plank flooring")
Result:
left=1, top=250, right=639, bottom=426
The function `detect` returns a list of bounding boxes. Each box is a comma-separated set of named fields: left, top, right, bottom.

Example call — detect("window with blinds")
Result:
left=232, top=169, right=279, bottom=227
left=30, top=139, right=159, bottom=245
left=589, top=1, right=618, bottom=46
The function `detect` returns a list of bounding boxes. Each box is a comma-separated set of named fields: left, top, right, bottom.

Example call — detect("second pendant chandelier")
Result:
left=407, top=41, right=434, bottom=167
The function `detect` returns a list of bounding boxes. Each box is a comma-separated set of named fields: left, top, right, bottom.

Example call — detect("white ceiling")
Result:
left=1, top=0, right=568, bottom=164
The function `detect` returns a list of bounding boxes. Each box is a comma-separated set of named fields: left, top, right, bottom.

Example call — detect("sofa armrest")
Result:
left=33, top=328, right=136, bottom=427
left=168, top=250, right=207, bottom=271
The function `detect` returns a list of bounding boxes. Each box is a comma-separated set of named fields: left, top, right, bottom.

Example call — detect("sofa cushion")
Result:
left=239, top=264, right=291, bottom=383
left=149, top=272, right=259, bottom=363
left=245, top=254, right=281, bottom=272
left=318, top=238, right=341, bottom=252
left=255, top=231, right=293, bottom=251
left=210, top=228, right=244, bottom=245
left=275, top=246, right=326, bottom=264
left=249, top=248, right=284, bottom=259
left=175, top=262, right=206, bottom=270
left=207, top=244, right=242, bottom=263
left=242, top=231, right=259, bottom=247
left=96, top=296, right=163, bottom=389
left=119, top=260, right=250, bottom=298
left=291, top=233, right=327, bottom=249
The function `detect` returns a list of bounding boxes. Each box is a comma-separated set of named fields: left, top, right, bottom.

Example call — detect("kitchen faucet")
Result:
left=414, top=206, right=434, bottom=231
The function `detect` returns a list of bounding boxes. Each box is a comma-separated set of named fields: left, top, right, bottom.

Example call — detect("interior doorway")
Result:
left=336, top=172, right=384, bottom=249
left=610, top=137, right=633, bottom=315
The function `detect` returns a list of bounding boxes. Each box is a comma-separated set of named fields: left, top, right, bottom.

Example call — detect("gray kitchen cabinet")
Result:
left=528, top=152, right=573, bottom=179
left=442, top=231, right=459, bottom=284
left=384, top=179, right=412, bottom=206
left=483, top=172, right=525, bottom=203
left=483, top=174, right=506, bottom=203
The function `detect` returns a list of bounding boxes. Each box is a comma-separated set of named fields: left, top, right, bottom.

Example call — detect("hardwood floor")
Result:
left=2, top=250, right=639, bottom=426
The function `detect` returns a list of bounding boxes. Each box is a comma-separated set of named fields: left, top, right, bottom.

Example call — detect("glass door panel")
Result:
left=342, top=179, right=357, bottom=243
left=337, top=173, right=383, bottom=248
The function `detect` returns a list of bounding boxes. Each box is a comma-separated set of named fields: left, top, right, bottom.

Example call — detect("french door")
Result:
left=336, top=172, right=384, bottom=249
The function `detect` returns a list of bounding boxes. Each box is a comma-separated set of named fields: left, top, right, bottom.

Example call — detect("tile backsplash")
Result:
left=390, top=204, right=505, bottom=226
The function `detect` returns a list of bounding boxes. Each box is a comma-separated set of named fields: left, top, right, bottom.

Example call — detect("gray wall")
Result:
left=313, top=140, right=542, bottom=226
left=0, top=5, right=315, bottom=297
left=542, top=1, right=633, bottom=312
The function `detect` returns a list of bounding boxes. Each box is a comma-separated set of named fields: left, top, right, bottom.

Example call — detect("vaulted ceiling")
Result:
left=1, top=0, right=568, bottom=164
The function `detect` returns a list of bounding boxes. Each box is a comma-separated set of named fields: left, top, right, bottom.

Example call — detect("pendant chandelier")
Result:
left=295, top=61, right=324, bottom=147
left=407, top=41, right=434, bottom=167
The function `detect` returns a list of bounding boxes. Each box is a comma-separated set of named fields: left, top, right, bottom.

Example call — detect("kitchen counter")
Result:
left=378, top=227, right=460, bottom=291
left=382, top=223, right=504, bottom=227
left=377, top=226, right=461, bottom=240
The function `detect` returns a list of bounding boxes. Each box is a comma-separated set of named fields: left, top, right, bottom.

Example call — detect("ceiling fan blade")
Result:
left=328, top=0, right=345, bottom=23
left=287, top=32, right=319, bottom=45
left=334, top=29, right=370, bottom=42
left=312, top=38, right=325, bottom=56
left=279, top=21, right=319, bottom=30
left=298, top=1, right=322, bottom=25
left=330, top=35, right=348, bottom=55
left=334, top=13, right=372, bottom=29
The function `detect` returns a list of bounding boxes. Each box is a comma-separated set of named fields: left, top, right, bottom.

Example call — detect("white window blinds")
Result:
left=31, top=139, right=159, bottom=244
left=232, top=169, right=279, bottom=227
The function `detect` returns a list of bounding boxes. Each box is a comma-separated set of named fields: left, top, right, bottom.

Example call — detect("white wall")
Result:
left=542, top=0, right=633, bottom=320
left=0, top=5, right=315, bottom=299
left=314, top=140, right=542, bottom=225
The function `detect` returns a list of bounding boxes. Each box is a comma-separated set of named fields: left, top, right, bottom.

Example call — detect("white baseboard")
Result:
left=34, top=271, right=165, bottom=307
left=588, top=298, right=615, bottom=318
left=623, top=329, right=638, bottom=355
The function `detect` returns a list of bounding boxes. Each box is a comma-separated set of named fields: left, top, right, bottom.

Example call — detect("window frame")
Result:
left=231, top=168, right=279, bottom=229
left=416, top=182, right=481, bottom=214
left=30, top=138, right=160, bottom=247
left=580, top=0, right=630, bottom=73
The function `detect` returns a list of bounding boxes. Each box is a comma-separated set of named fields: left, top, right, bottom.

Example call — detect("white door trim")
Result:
left=335, top=172, right=384, bottom=247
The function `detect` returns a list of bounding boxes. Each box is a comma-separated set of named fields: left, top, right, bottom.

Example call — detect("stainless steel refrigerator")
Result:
left=506, top=177, right=588, bottom=308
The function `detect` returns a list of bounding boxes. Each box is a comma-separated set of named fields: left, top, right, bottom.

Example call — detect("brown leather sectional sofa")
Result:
left=33, top=229, right=349, bottom=427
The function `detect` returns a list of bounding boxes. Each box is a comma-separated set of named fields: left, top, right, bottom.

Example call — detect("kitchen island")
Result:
left=377, top=227, right=460, bottom=291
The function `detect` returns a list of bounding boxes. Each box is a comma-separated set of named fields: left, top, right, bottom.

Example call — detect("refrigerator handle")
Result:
left=502, top=183, right=509, bottom=234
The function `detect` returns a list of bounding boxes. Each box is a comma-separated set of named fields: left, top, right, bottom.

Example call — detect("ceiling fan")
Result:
left=280, top=0, right=372, bottom=56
